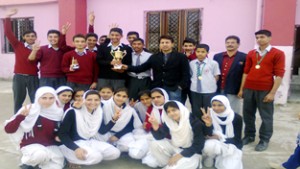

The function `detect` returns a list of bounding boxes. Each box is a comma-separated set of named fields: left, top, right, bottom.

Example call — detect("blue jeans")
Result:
left=165, top=87, right=182, bottom=103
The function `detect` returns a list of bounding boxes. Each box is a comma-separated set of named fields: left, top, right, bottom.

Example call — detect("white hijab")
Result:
left=162, top=101, right=193, bottom=148
left=210, top=95, right=235, bottom=142
left=5, top=86, right=64, bottom=145
left=55, top=86, right=73, bottom=108
left=63, top=90, right=103, bottom=140
left=102, top=97, right=142, bottom=132
left=151, top=88, right=169, bottom=124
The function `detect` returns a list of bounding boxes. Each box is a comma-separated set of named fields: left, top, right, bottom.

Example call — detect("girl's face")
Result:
left=99, top=88, right=113, bottom=100
left=166, top=106, right=180, bottom=122
left=38, top=93, right=55, bottom=108
left=74, top=90, right=84, bottom=101
left=140, top=95, right=152, bottom=107
left=113, top=91, right=128, bottom=107
left=151, top=92, right=165, bottom=106
left=58, top=91, right=73, bottom=104
left=85, top=94, right=101, bottom=112
left=211, top=100, right=226, bottom=114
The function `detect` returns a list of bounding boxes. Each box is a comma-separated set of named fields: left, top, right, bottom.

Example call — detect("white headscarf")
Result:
left=55, top=86, right=73, bottom=108
left=162, top=101, right=193, bottom=148
left=5, top=86, right=64, bottom=145
left=210, top=95, right=235, bottom=142
left=150, top=88, right=169, bottom=124
left=63, top=90, right=103, bottom=139
left=102, top=97, right=142, bottom=132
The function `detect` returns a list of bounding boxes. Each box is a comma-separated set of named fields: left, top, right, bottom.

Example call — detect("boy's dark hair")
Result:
left=138, top=90, right=151, bottom=99
left=86, top=33, right=98, bottom=40
left=72, top=34, right=86, bottom=41
left=100, top=35, right=107, bottom=39
left=196, top=43, right=210, bottom=52
left=99, top=86, right=114, bottom=92
left=110, top=27, right=123, bottom=36
left=225, top=35, right=240, bottom=44
left=163, top=101, right=179, bottom=112
left=255, top=29, right=272, bottom=37
left=132, top=38, right=144, bottom=44
left=151, top=88, right=165, bottom=97
left=84, top=90, right=100, bottom=99
left=22, top=30, right=37, bottom=37
left=159, top=35, right=174, bottom=43
left=182, top=38, right=196, bottom=45
left=114, top=87, right=128, bottom=96
left=127, top=31, right=140, bottom=38
left=47, top=29, right=60, bottom=36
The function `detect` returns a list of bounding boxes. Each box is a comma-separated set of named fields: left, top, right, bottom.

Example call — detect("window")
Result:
left=146, top=9, right=202, bottom=53
left=2, top=17, right=34, bottom=53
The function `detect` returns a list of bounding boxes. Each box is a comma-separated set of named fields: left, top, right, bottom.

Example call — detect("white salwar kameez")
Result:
left=4, top=87, right=65, bottom=169
left=102, top=97, right=148, bottom=160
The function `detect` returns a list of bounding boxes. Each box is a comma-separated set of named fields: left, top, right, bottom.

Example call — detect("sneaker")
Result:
left=255, top=140, right=269, bottom=151
left=242, top=136, right=255, bottom=145
left=269, top=162, right=285, bottom=169
left=203, top=157, right=214, bottom=168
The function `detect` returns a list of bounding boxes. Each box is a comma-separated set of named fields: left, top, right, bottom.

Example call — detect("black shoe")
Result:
left=20, top=164, right=35, bottom=169
left=255, top=140, right=269, bottom=151
left=242, top=136, right=255, bottom=145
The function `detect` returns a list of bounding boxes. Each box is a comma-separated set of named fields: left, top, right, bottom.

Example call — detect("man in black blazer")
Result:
left=122, top=35, right=190, bottom=103
left=213, top=35, right=246, bottom=114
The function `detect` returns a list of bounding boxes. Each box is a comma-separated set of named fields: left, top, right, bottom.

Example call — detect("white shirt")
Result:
left=128, top=50, right=152, bottom=78
left=48, top=44, right=59, bottom=51
left=107, top=42, right=123, bottom=50
left=190, top=58, right=220, bottom=93
left=24, top=42, right=32, bottom=49
left=85, top=46, right=97, bottom=52
left=255, top=45, right=272, bottom=56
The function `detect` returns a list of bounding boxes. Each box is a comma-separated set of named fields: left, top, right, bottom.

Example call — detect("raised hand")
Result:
left=88, top=11, right=95, bottom=25
left=61, top=22, right=71, bottom=35
left=146, top=112, right=159, bottom=130
left=6, top=9, right=18, bottom=17
left=32, top=41, right=41, bottom=51
left=109, top=23, right=119, bottom=29
left=112, top=105, right=121, bottom=121
left=201, top=107, right=212, bottom=127
left=20, top=104, right=31, bottom=116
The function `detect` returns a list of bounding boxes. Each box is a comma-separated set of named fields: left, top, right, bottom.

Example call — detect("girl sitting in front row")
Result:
left=146, top=101, right=213, bottom=169
left=58, top=90, right=120, bottom=168
left=56, top=86, right=73, bottom=112
left=5, top=86, right=65, bottom=169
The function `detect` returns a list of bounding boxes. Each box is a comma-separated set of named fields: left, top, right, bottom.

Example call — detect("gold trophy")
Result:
left=110, top=48, right=127, bottom=69
left=71, top=57, right=79, bottom=70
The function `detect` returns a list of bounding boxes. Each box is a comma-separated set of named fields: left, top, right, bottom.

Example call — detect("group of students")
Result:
left=4, top=8, right=298, bottom=169
left=5, top=85, right=244, bottom=169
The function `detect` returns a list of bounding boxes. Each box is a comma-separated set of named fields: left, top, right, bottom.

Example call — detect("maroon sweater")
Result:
left=61, top=50, right=99, bottom=85
left=36, top=45, right=65, bottom=78
left=244, top=47, right=285, bottom=91
left=4, top=18, right=38, bottom=76
left=4, top=115, right=57, bottom=148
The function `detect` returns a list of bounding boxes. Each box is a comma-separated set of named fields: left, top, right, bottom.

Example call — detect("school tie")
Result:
left=136, top=54, right=141, bottom=66
left=196, top=62, right=202, bottom=92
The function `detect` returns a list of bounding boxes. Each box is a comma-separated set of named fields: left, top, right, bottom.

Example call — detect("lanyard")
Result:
left=256, top=52, right=268, bottom=66
left=196, top=62, right=206, bottom=80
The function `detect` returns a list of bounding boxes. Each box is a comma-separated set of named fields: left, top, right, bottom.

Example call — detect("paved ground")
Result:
left=0, top=80, right=299, bottom=169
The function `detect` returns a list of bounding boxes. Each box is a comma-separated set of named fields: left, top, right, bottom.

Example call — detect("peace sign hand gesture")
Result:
left=146, top=112, right=159, bottom=131
left=201, top=107, right=212, bottom=127
left=112, top=105, right=121, bottom=122
left=20, top=104, right=32, bottom=117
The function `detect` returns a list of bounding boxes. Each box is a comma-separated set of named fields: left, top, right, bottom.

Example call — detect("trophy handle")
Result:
left=122, top=50, right=127, bottom=57
left=110, top=50, right=115, bottom=58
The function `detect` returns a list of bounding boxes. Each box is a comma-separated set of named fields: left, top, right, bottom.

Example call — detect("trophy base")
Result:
left=113, top=65, right=122, bottom=69
left=72, top=65, right=80, bottom=70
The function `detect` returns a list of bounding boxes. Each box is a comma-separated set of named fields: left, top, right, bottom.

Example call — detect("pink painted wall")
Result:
left=88, top=0, right=258, bottom=53
left=0, top=0, right=57, bottom=6
left=0, top=2, right=59, bottom=79
left=296, top=0, right=300, bottom=25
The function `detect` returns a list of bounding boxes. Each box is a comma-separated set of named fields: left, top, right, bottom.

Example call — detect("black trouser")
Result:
left=39, top=77, right=66, bottom=89
left=181, top=87, right=192, bottom=105
left=243, top=89, right=274, bottom=142
left=128, top=77, right=151, bottom=101
left=190, top=91, right=215, bottom=119
left=13, top=74, right=39, bottom=114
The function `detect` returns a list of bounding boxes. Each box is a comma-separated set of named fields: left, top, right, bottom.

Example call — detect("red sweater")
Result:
left=4, top=115, right=57, bottom=148
left=244, top=47, right=285, bottom=91
left=61, top=50, right=99, bottom=85
left=4, top=18, right=38, bottom=75
left=36, top=45, right=65, bottom=78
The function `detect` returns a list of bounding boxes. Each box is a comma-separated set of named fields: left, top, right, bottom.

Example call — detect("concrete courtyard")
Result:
left=0, top=80, right=299, bottom=169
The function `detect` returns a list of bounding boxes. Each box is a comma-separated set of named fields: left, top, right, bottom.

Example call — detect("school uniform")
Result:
left=96, top=42, right=132, bottom=90
left=4, top=87, right=64, bottom=169
left=4, top=18, right=39, bottom=113
left=58, top=98, right=120, bottom=165
left=61, top=49, right=99, bottom=91
left=189, top=58, right=220, bottom=118
left=213, top=51, right=246, bottom=114
left=281, top=133, right=300, bottom=168
left=56, top=86, right=73, bottom=112
left=143, top=101, right=212, bottom=169
left=202, top=95, right=243, bottom=169
left=101, top=98, right=148, bottom=160
left=128, top=50, right=152, bottom=100
left=133, top=102, right=149, bottom=122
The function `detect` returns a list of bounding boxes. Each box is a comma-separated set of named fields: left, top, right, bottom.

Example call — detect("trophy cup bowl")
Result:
left=110, top=48, right=127, bottom=69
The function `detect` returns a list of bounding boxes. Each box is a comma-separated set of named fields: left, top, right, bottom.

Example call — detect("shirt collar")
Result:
left=48, top=44, right=59, bottom=50
left=255, top=45, right=272, bottom=52
left=24, top=42, right=31, bottom=48
left=75, top=49, right=87, bottom=54
left=107, top=42, right=123, bottom=48
left=196, top=57, right=207, bottom=64
left=85, top=46, right=97, bottom=51
left=133, top=50, right=144, bottom=56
